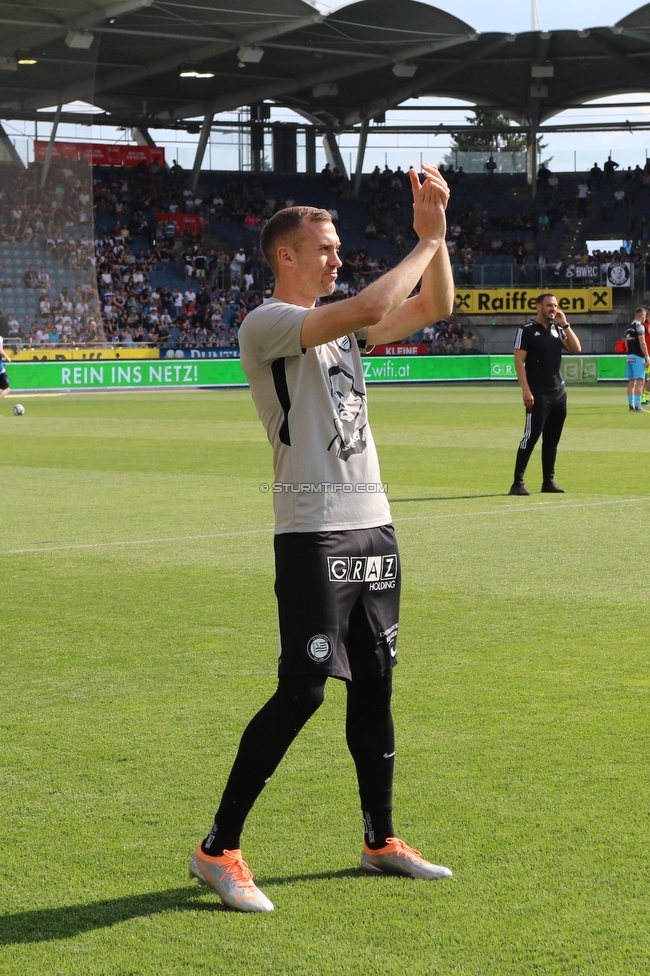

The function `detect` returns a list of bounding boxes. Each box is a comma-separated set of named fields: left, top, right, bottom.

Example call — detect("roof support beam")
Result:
left=525, top=31, right=550, bottom=197
left=282, top=104, right=334, bottom=128
left=131, top=127, right=156, bottom=147
left=40, top=100, right=62, bottom=188
left=353, top=118, right=369, bottom=198
left=345, top=34, right=514, bottom=127
left=589, top=29, right=650, bottom=87
left=617, top=27, right=650, bottom=46
left=191, top=102, right=215, bottom=193
left=22, top=12, right=323, bottom=113
left=305, top=125, right=316, bottom=174
left=163, top=33, right=476, bottom=121
left=0, top=0, right=154, bottom=58
left=0, top=123, right=25, bottom=168
left=323, top=132, right=347, bottom=180
left=0, top=52, right=143, bottom=70
left=3, top=111, right=649, bottom=136
left=526, top=105, right=540, bottom=196
left=535, top=31, right=551, bottom=62
left=131, top=125, right=168, bottom=164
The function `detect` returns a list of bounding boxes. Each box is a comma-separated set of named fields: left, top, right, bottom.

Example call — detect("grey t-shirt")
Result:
left=239, top=297, right=391, bottom=534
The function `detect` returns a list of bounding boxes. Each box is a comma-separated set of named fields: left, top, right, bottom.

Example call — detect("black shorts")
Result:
left=274, top=524, right=401, bottom=681
left=0, top=371, right=9, bottom=391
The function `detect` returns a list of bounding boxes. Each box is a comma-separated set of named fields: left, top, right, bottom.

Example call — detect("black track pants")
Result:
left=514, top=389, right=567, bottom=484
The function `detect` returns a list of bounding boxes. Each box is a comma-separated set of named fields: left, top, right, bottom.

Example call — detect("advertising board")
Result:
left=454, top=288, right=612, bottom=314
left=7, top=356, right=627, bottom=392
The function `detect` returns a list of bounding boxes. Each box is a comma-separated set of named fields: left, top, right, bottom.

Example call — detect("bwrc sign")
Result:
left=454, top=288, right=612, bottom=314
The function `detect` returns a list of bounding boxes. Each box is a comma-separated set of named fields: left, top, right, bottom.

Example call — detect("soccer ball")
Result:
left=13, top=404, right=25, bottom=415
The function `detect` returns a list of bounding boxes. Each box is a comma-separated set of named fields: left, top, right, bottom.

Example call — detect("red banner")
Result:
left=34, top=141, right=165, bottom=167
left=368, top=344, right=429, bottom=356
left=155, top=213, right=201, bottom=237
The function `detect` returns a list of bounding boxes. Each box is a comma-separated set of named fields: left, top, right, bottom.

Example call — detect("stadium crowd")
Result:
left=0, top=151, right=648, bottom=352
left=0, top=159, right=275, bottom=349
left=358, top=157, right=646, bottom=277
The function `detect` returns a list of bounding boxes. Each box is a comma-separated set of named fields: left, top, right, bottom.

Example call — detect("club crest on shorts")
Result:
left=307, top=634, right=332, bottom=663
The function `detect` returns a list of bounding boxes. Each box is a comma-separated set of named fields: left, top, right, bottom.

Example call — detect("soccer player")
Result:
left=509, top=293, right=581, bottom=496
left=642, top=311, right=650, bottom=405
left=190, top=165, right=455, bottom=912
left=625, top=306, right=650, bottom=411
left=0, top=334, right=11, bottom=400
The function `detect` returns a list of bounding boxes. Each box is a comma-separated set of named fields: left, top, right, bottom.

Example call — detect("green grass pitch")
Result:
left=1, top=383, right=649, bottom=976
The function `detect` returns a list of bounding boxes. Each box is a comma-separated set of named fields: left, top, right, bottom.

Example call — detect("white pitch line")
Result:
left=4, top=392, right=67, bottom=399
left=393, top=495, right=650, bottom=524
left=1, top=526, right=274, bottom=556
left=2, top=496, right=648, bottom=556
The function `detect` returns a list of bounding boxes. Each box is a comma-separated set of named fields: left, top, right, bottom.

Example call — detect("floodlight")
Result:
left=65, top=31, right=95, bottom=49
left=313, top=82, right=338, bottom=97
left=237, top=46, right=264, bottom=64
left=179, top=64, right=214, bottom=78
left=392, top=63, right=417, bottom=78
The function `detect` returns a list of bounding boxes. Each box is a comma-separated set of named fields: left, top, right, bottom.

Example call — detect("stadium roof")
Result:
left=1, top=0, right=650, bottom=131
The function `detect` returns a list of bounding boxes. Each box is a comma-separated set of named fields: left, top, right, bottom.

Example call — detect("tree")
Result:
left=452, top=109, right=526, bottom=152
left=446, top=110, right=549, bottom=171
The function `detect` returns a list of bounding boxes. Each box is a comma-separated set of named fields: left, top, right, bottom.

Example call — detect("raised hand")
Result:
left=421, top=163, right=450, bottom=209
left=409, top=163, right=449, bottom=243
left=553, top=307, right=568, bottom=327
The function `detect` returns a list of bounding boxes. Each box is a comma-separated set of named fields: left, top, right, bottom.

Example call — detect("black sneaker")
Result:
left=508, top=482, right=530, bottom=496
left=629, top=404, right=636, bottom=412
left=541, top=482, right=565, bottom=493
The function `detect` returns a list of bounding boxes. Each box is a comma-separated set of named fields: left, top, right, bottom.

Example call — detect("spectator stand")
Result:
left=3, top=155, right=645, bottom=360
left=0, top=156, right=101, bottom=346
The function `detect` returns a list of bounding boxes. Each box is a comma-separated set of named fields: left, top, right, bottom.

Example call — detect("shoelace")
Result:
left=384, top=838, right=425, bottom=862
left=219, top=850, right=258, bottom=892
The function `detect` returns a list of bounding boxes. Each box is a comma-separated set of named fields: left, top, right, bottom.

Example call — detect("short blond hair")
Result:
left=260, top=206, right=332, bottom=274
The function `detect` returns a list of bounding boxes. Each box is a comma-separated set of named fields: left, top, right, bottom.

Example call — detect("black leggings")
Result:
left=210, top=672, right=394, bottom=847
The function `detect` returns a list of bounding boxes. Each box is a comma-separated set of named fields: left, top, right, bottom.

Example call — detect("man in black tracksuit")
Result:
left=509, top=293, right=582, bottom=496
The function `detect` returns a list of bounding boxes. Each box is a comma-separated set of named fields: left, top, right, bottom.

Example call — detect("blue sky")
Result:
left=5, top=0, right=649, bottom=172
left=317, top=0, right=644, bottom=32
left=428, top=0, right=641, bottom=32
left=309, top=0, right=650, bottom=174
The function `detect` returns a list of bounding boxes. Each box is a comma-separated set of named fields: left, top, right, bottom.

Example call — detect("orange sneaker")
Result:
left=189, top=846, right=274, bottom=912
left=361, top=837, right=452, bottom=879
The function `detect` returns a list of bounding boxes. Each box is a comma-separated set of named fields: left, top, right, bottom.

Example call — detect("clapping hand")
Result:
left=409, top=163, right=449, bottom=243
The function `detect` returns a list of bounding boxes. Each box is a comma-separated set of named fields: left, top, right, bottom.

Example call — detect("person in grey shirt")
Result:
left=190, top=165, right=455, bottom=912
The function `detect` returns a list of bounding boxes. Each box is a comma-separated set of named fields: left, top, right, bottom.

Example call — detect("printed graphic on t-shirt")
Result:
left=327, top=364, right=368, bottom=461
left=240, top=301, right=391, bottom=532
